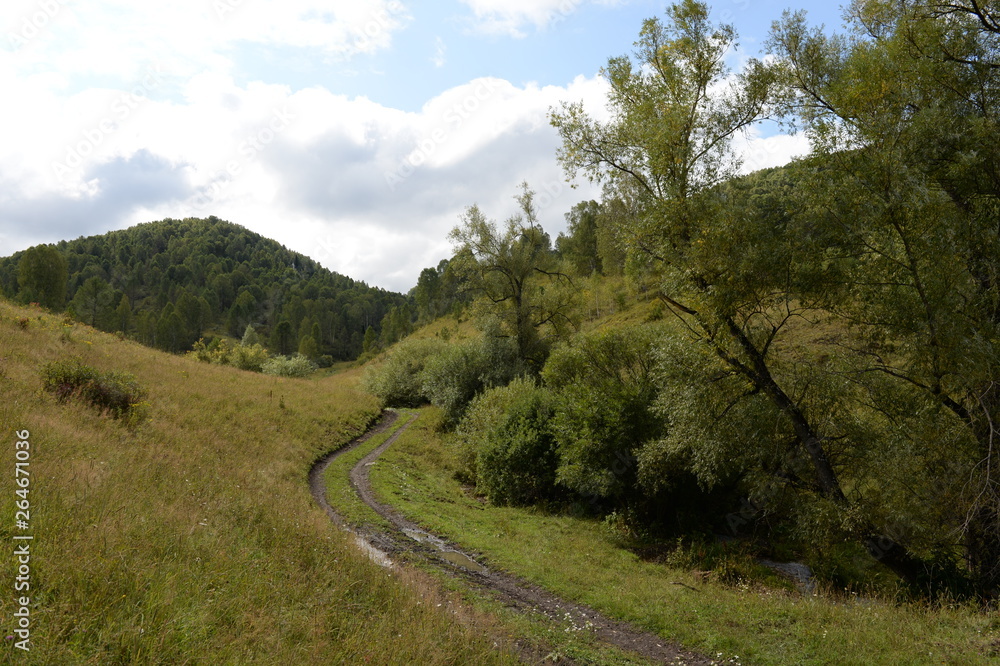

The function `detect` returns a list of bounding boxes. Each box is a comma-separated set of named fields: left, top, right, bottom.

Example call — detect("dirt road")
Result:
left=309, top=409, right=714, bottom=665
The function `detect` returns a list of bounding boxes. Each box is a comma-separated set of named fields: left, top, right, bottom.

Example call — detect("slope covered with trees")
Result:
left=0, top=217, right=409, bottom=361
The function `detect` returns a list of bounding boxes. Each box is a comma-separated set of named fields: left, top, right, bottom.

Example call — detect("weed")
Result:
left=41, top=357, right=148, bottom=423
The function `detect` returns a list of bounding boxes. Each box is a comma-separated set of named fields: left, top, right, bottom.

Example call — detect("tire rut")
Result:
left=309, top=409, right=714, bottom=665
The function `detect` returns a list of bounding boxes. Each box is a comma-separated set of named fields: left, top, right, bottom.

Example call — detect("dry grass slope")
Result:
left=0, top=300, right=516, bottom=665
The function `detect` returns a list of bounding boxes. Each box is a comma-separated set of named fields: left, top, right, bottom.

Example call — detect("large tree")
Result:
left=70, top=276, right=114, bottom=329
left=556, top=201, right=603, bottom=276
left=770, top=0, right=1000, bottom=594
left=449, top=183, right=577, bottom=369
left=17, top=244, right=68, bottom=309
left=551, top=0, right=940, bottom=586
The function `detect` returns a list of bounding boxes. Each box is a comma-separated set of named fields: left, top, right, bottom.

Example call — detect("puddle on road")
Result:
left=355, top=535, right=393, bottom=569
left=438, top=550, right=488, bottom=573
left=401, top=528, right=487, bottom=573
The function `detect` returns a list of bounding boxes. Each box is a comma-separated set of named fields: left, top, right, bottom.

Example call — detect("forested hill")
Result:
left=0, top=217, right=410, bottom=361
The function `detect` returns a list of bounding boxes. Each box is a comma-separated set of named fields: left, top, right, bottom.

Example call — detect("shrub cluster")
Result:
left=458, top=377, right=559, bottom=506
left=366, top=325, right=732, bottom=529
left=450, top=326, right=666, bottom=509
left=362, top=335, right=522, bottom=424
left=361, top=338, right=447, bottom=407
left=261, top=354, right=317, bottom=378
left=41, top=358, right=148, bottom=424
left=189, top=338, right=272, bottom=373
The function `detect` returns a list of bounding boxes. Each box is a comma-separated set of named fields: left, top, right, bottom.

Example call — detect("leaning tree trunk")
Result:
left=720, top=315, right=934, bottom=588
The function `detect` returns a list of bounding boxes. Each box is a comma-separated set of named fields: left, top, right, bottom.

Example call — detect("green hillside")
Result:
left=0, top=217, right=410, bottom=361
left=0, top=299, right=516, bottom=664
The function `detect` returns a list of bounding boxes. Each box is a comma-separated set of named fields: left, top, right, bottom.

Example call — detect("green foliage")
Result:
left=229, top=342, right=270, bottom=372
left=298, top=334, right=319, bottom=359
left=449, top=183, right=577, bottom=369
left=410, top=259, right=467, bottom=324
left=361, top=338, right=448, bottom=407
left=542, top=325, right=664, bottom=505
left=189, top=338, right=270, bottom=372
left=190, top=337, right=228, bottom=364
left=41, top=357, right=148, bottom=424
left=69, top=276, right=113, bottom=328
left=420, top=333, right=523, bottom=425
left=640, top=334, right=778, bottom=493
left=271, top=318, right=293, bottom=355
left=556, top=200, right=602, bottom=276
left=362, top=325, right=377, bottom=354
left=16, top=244, right=68, bottom=308
left=379, top=304, right=414, bottom=348
left=228, top=290, right=258, bottom=337
left=766, top=0, right=1000, bottom=593
left=113, top=293, right=133, bottom=334
left=155, top=307, right=188, bottom=353
left=459, top=377, right=559, bottom=506
left=261, top=353, right=317, bottom=378
left=0, top=217, right=407, bottom=361
left=240, top=323, right=261, bottom=347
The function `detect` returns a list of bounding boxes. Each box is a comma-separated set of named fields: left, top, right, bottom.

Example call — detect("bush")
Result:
left=261, top=354, right=316, bottom=378
left=230, top=343, right=270, bottom=372
left=189, top=338, right=230, bottom=364
left=421, top=335, right=522, bottom=425
left=41, top=358, right=148, bottom=424
left=189, top=338, right=270, bottom=372
left=542, top=325, right=664, bottom=504
left=458, top=377, right=559, bottom=506
left=361, top=338, right=448, bottom=406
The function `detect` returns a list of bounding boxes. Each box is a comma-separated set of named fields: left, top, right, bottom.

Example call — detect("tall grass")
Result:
left=0, top=301, right=516, bottom=664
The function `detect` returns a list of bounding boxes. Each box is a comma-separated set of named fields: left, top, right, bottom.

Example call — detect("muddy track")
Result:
left=309, top=409, right=714, bottom=665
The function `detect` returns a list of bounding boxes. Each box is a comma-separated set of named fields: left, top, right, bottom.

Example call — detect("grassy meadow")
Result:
left=0, top=300, right=517, bottom=665
left=368, top=407, right=1000, bottom=666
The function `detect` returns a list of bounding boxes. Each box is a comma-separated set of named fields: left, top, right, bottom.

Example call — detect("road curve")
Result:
left=309, top=409, right=713, bottom=665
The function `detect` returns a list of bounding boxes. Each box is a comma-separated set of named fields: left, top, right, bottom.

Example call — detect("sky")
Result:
left=0, top=0, right=845, bottom=293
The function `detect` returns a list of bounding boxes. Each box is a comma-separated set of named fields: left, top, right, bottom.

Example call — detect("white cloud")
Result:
left=0, top=0, right=808, bottom=294
left=3, top=1, right=410, bottom=83
left=431, top=36, right=447, bottom=68
left=458, top=0, right=583, bottom=37
left=0, top=68, right=607, bottom=291
left=734, top=125, right=810, bottom=175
